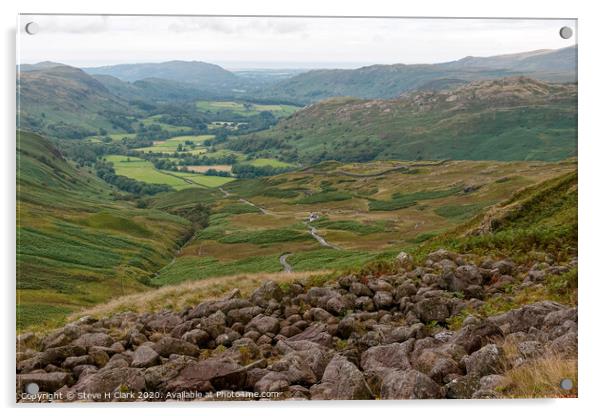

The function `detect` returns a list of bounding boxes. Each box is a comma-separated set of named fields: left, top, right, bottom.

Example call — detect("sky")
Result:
left=17, top=15, right=577, bottom=69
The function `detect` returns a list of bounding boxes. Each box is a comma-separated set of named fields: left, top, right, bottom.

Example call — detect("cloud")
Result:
left=26, top=15, right=110, bottom=34
left=167, top=17, right=308, bottom=35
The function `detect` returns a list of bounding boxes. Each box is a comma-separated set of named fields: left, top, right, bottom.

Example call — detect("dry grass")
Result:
left=499, top=337, right=578, bottom=398
left=501, top=356, right=577, bottom=398
left=68, top=270, right=331, bottom=322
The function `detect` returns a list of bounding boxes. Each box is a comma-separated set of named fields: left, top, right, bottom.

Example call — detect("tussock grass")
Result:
left=499, top=338, right=577, bottom=398
left=69, top=270, right=330, bottom=321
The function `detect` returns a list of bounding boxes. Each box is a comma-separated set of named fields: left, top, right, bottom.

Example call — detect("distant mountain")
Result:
left=439, top=46, right=577, bottom=81
left=91, top=74, right=216, bottom=102
left=227, top=77, right=577, bottom=163
left=84, top=60, right=242, bottom=90
left=19, top=61, right=67, bottom=72
left=266, top=46, right=577, bottom=103
left=17, top=65, right=135, bottom=139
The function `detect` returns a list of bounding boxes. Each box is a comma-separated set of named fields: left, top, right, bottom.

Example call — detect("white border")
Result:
left=2, top=0, right=601, bottom=415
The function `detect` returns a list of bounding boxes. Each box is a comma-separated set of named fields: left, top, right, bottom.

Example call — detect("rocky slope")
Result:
left=16, top=248, right=577, bottom=401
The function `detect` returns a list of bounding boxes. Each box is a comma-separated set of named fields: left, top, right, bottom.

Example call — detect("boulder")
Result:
left=309, top=355, right=372, bottom=400
left=131, top=345, right=160, bottom=368
left=145, top=313, right=183, bottom=332
left=67, top=367, right=145, bottom=400
left=492, top=260, right=515, bottom=275
left=152, top=337, right=200, bottom=358
left=488, top=301, right=564, bottom=334
left=245, top=314, right=280, bottom=335
left=444, top=374, right=481, bottom=399
left=73, top=333, right=114, bottom=350
left=447, top=265, right=482, bottom=292
left=380, top=369, right=443, bottom=399
left=396, top=251, right=414, bottom=270
left=166, top=358, right=246, bottom=392
left=360, top=340, right=414, bottom=372
left=451, top=320, right=503, bottom=354
left=479, top=374, right=511, bottom=391
left=250, top=281, right=283, bottom=308
left=415, top=349, right=461, bottom=384
left=415, top=297, right=450, bottom=323
left=289, top=323, right=332, bottom=348
left=465, top=344, right=506, bottom=377
left=182, top=329, right=211, bottom=347
left=255, top=371, right=290, bottom=393
left=373, top=291, right=394, bottom=309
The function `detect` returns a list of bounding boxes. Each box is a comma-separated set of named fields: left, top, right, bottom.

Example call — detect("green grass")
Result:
left=312, top=218, right=386, bottom=235
left=231, top=80, right=576, bottom=164
left=288, top=248, right=392, bottom=272
left=249, top=158, right=294, bottom=168
left=105, top=155, right=234, bottom=189
left=434, top=201, right=494, bottom=221
left=153, top=255, right=284, bottom=286
left=218, top=203, right=261, bottom=215
left=218, top=228, right=312, bottom=245
left=196, top=100, right=299, bottom=118
left=411, top=172, right=577, bottom=262
left=17, top=131, right=192, bottom=330
left=135, top=134, right=212, bottom=154
left=170, top=171, right=236, bottom=188
left=369, top=186, right=463, bottom=211
left=17, top=304, right=73, bottom=331
left=296, top=191, right=352, bottom=204
left=139, top=115, right=193, bottom=133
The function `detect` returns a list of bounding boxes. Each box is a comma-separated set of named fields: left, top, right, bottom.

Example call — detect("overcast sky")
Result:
left=18, top=15, right=577, bottom=69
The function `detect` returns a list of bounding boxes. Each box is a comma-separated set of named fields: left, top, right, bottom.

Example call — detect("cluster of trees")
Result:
left=94, top=159, right=171, bottom=195
left=203, top=169, right=232, bottom=177
left=176, top=153, right=238, bottom=166
left=226, top=135, right=292, bottom=154
left=231, top=163, right=293, bottom=178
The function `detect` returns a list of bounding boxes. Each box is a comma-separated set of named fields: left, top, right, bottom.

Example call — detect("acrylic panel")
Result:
left=16, top=14, right=577, bottom=402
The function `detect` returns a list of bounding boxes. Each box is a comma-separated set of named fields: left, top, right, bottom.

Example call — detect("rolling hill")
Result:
left=266, top=46, right=576, bottom=103
left=16, top=131, right=191, bottom=329
left=84, top=60, right=242, bottom=89
left=228, top=77, right=577, bottom=163
left=17, top=65, right=137, bottom=139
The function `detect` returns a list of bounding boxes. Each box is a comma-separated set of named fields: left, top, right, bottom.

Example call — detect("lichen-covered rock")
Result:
left=464, top=344, right=506, bottom=377
left=131, top=345, right=160, bottom=368
left=310, top=355, right=372, bottom=400
left=380, top=369, right=443, bottom=399
left=152, top=337, right=200, bottom=358
left=360, top=340, right=414, bottom=372
left=415, top=297, right=451, bottom=323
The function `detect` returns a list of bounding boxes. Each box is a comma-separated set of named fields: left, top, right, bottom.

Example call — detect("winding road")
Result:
left=216, top=187, right=340, bottom=273
left=279, top=253, right=293, bottom=273
left=239, top=198, right=273, bottom=216
left=308, top=225, right=340, bottom=250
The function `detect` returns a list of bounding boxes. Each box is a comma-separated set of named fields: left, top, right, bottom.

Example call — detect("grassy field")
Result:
left=139, top=114, right=193, bottom=133
left=17, top=132, right=191, bottom=330
left=135, top=135, right=211, bottom=154
left=196, top=100, right=300, bottom=118
left=148, top=158, right=576, bottom=287
left=248, top=158, right=295, bottom=168
left=105, top=155, right=233, bottom=189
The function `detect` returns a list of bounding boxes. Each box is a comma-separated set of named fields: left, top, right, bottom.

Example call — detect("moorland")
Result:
left=16, top=45, right=578, bottom=400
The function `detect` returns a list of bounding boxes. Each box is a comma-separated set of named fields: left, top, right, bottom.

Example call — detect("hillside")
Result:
left=229, top=77, right=577, bottom=163
left=16, top=131, right=192, bottom=330
left=17, top=171, right=577, bottom=401
left=84, top=60, right=243, bottom=90
left=17, top=65, right=136, bottom=139
left=267, top=46, right=576, bottom=103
